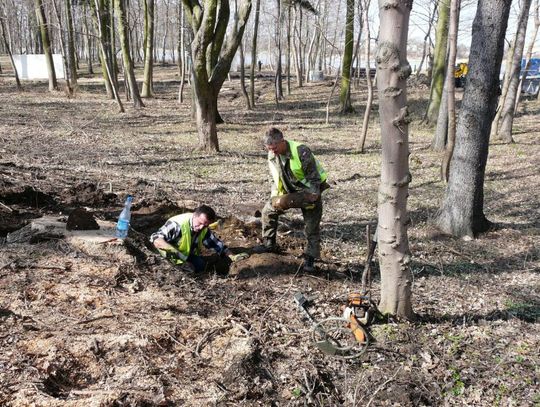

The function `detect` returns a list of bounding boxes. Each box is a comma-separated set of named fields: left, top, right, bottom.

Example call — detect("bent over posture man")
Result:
left=151, top=205, right=247, bottom=272
left=255, top=127, right=328, bottom=272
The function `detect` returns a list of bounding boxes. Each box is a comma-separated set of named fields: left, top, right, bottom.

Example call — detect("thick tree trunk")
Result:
left=115, top=0, right=144, bottom=108
left=34, top=0, right=58, bottom=91
left=437, top=0, right=511, bottom=238
left=496, top=0, right=533, bottom=143
left=193, top=85, right=219, bottom=151
left=183, top=0, right=252, bottom=151
left=376, top=0, right=414, bottom=320
left=425, top=0, right=449, bottom=124
left=339, top=0, right=354, bottom=113
left=142, top=0, right=154, bottom=97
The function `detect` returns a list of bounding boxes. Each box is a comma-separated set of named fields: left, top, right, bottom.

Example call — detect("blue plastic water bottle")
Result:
left=115, top=195, right=133, bottom=239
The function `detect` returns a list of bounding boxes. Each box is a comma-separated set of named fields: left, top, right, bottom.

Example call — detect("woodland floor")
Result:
left=0, top=65, right=539, bottom=406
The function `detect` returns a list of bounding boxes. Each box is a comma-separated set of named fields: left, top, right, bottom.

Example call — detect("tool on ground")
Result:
left=336, top=224, right=379, bottom=349
left=342, top=292, right=376, bottom=346
left=294, top=292, right=369, bottom=358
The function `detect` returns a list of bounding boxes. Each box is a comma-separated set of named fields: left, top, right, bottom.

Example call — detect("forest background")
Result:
left=0, top=0, right=539, bottom=405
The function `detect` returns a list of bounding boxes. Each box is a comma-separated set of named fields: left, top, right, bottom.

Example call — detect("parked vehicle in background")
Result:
left=521, top=58, right=540, bottom=96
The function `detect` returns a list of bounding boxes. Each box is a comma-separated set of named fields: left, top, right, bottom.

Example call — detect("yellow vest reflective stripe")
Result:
left=269, top=140, right=327, bottom=197
left=168, top=213, right=208, bottom=261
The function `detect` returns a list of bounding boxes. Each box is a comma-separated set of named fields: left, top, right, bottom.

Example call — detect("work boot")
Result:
left=252, top=239, right=276, bottom=254
left=302, top=255, right=315, bottom=272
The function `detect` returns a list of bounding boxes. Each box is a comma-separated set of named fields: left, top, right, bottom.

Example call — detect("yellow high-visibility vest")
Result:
left=166, top=213, right=207, bottom=263
left=269, top=140, right=327, bottom=197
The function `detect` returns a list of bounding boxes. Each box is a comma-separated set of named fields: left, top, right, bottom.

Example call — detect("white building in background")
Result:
left=12, top=54, right=65, bottom=80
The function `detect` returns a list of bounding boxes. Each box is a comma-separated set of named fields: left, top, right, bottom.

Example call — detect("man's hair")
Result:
left=263, top=127, right=284, bottom=145
left=194, top=205, right=217, bottom=222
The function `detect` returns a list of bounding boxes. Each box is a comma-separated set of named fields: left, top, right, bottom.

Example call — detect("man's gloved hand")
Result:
left=229, top=252, right=250, bottom=262
left=159, top=249, right=184, bottom=265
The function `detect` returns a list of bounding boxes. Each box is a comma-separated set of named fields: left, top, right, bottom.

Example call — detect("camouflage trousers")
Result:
left=261, top=197, right=323, bottom=258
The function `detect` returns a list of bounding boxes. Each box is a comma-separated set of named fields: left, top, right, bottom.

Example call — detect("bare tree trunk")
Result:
left=142, top=0, right=154, bottom=97
left=376, top=0, right=414, bottom=320
left=425, top=0, right=449, bottom=124
left=115, top=0, right=144, bottom=108
left=249, top=0, right=260, bottom=106
left=441, top=0, right=460, bottom=181
left=0, top=8, right=22, bottom=90
left=302, top=10, right=311, bottom=83
left=83, top=2, right=94, bottom=74
left=34, top=0, right=58, bottom=91
left=92, top=0, right=124, bottom=112
left=275, top=0, right=284, bottom=100
left=293, top=6, right=303, bottom=87
left=496, top=0, right=533, bottom=143
left=328, top=0, right=341, bottom=75
left=339, top=0, right=354, bottom=113
left=416, top=2, right=436, bottom=75
left=51, top=0, right=73, bottom=94
left=516, top=1, right=539, bottom=110
left=325, top=68, right=340, bottom=124
left=161, top=0, right=169, bottom=65
left=193, top=84, right=219, bottom=151
left=437, top=0, right=512, bottom=238
left=178, top=2, right=186, bottom=103
left=109, top=0, right=119, bottom=83
left=286, top=2, right=292, bottom=94
left=358, top=0, right=372, bottom=152
left=65, top=0, right=78, bottom=88
left=305, top=1, right=321, bottom=84
left=351, top=0, right=363, bottom=89
left=433, top=76, right=448, bottom=151
left=184, top=0, right=252, bottom=151
left=239, top=41, right=251, bottom=109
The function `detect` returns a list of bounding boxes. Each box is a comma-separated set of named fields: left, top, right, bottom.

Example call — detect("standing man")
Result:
left=151, top=205, right=248, bottom=272
left=254, top=127, right=329, bottom=272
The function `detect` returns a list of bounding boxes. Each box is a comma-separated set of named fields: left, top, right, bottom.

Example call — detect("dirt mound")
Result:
left=0, top=183, right=57, bottom=237
left=0, top=183, right=57, bottom=208
left=229, top=253, right=301, bottom=277
left=58, top=182, right=117, bottom=207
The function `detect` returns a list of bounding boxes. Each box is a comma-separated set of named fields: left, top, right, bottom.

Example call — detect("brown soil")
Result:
left=0, top=66, right=539, bottom=406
